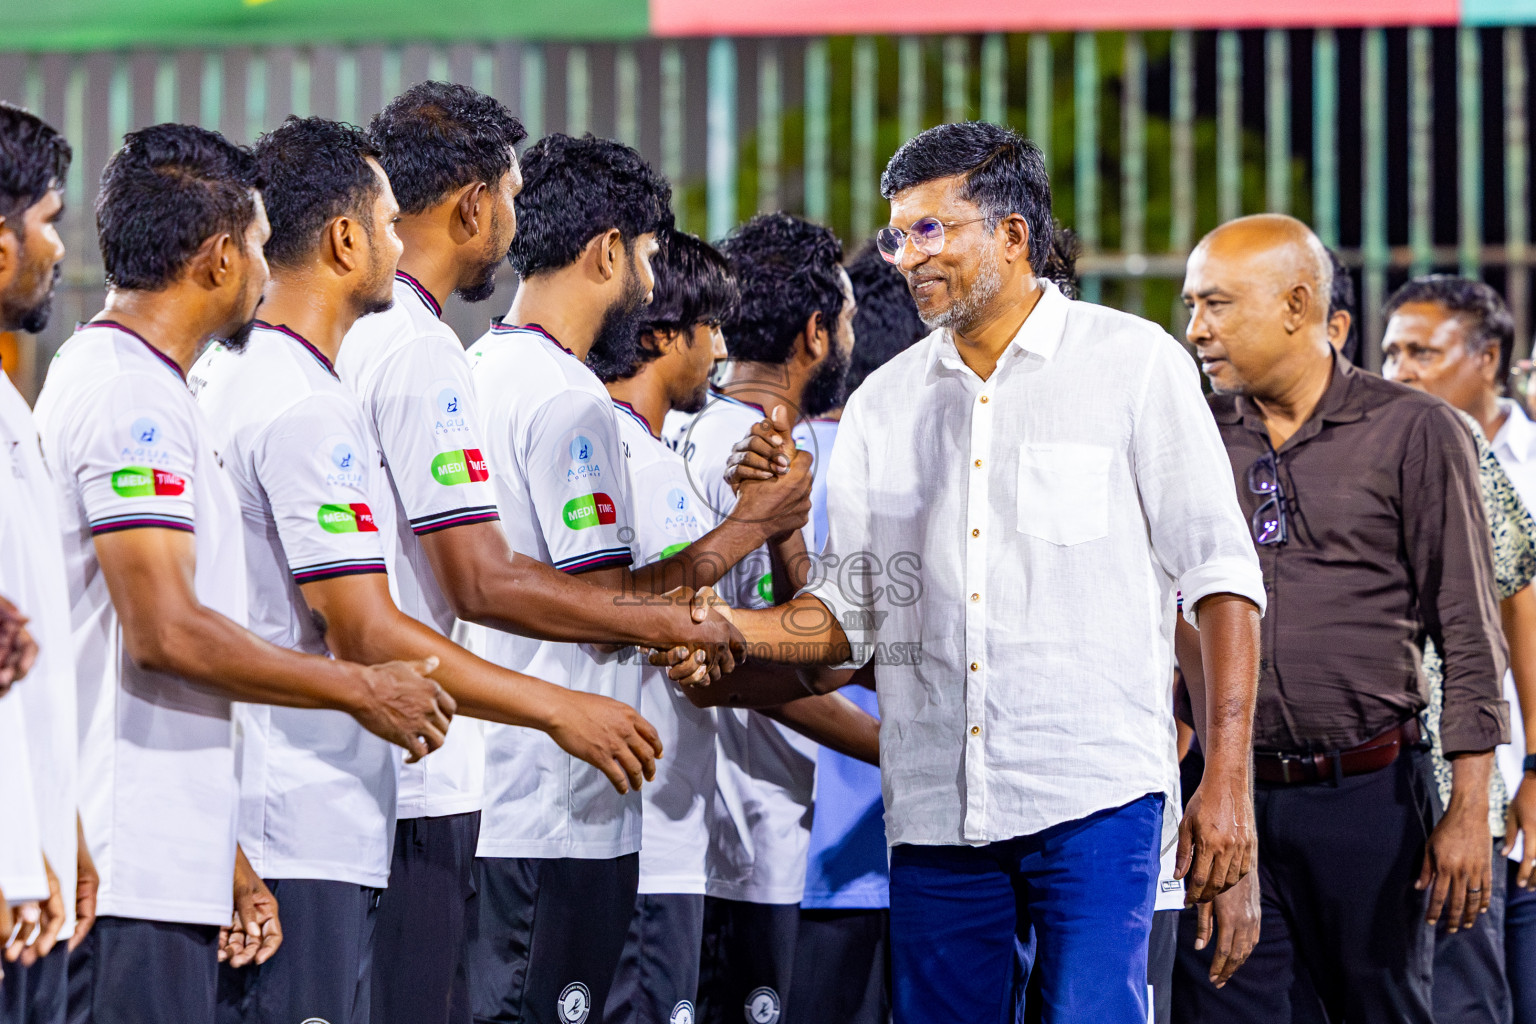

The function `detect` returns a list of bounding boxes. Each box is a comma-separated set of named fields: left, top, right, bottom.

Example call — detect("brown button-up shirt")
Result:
left=1209, top=354, right=1509, bottom=756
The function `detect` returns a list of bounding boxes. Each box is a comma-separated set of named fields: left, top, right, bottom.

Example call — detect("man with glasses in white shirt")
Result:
left=681, top=121, right=1265, bottom=1024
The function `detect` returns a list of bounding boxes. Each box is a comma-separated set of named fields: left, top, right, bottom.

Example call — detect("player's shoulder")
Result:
left=343, top=299, right=462, bottom=379
left=613, top=405, right=673, bottom=471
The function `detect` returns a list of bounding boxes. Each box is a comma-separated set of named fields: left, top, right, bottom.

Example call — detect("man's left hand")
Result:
left=1177, top=766, right=1256, bottom=904
left=1420, top=798, right=1493, bottom=932
left=223, top=849, right=281, bottom=968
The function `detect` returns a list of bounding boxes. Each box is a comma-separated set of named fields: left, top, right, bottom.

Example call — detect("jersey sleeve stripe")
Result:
left=554, top=547, right=634, bottom=574
left=89, top=514, right=195, bottom=536
left=291, top=559, right=390, bottom=584
left=409, top=506, right=501, bottom=535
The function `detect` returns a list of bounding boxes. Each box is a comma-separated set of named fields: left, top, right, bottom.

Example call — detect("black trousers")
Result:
left=1, top=942, right=68, bottom=1024
left=371, top=811, right=481, bottom=1024
left=785, top=908, right=890, bottom=1024
left=216, top=878, right=381, bottom=1024
left=1431, top=839, right=1512, bottom=1024
left=469, top=855, right=639, bottom=1024
left=603, top=893, right=705, bottom=1024
left=695, top=899, right=798, bottom=1024
left=67, top=917, right=219, bottom=1024
left=1172, top=748, right=1437, bottom=1024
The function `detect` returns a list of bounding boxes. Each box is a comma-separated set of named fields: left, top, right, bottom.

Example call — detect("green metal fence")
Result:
left=3, top=28, right=1534, bottom=396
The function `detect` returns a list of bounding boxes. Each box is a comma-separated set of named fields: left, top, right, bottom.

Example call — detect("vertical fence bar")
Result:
left=1408, top=28, right=1433, bottom=275
left=1028, top=34, right=1052, bottom=170
left=1122, top=33, right=1147, bottom=314
left=899, top=37, right=923, bottom=143
left=805, top=39, right=830, bottom=225
left=245, top=53, right=268, bottom=146
left=292, top=49, right=312, bottom=117
left=23, top=57, right=41, bottom=115
left=521, top=44, right=545, bottom=142
left=201, top=52, right=223, bottom=132
left=851, top=37, right=878, bottom=239
left=981, top=34, right=1006, bottom=125
left=1074, top=33, right=1100, bottom=302
left=567, top=46, right=591, bottom=135
left=473, top=48, right=495, bottom=97
left=1362, top=29, right=1388, bottom=368
left=1265, top=29, right=1290, bottom=213
left=1460, top=27, right=1483, bottom=277
left=1313, top=30, right=1339, bottom=246
left=109, top=55, right=131, bottom=147
left=1508, top=28, right=1530, bottom=355
left=660, top=43, right=684, bottom=227
left=65, top=59, right=86, bottom=260
left=335, top=50, right=358, bottom=126
left=1217, top=30, right=1241, bottom=225
left=428, top=49, right=449, bottom=83
left=155, top=54, right=176, bottom=123
left=757, top=43, right=781, bottom=213
left=944, top=36, right=968, bottom=123
left=615, top=46, right=639, bottom=147
left=1171, top=30, right=1195, bottom=252
left=381, top=47, right=402, bottom=105
left=707, top=38, right=737, bottom=241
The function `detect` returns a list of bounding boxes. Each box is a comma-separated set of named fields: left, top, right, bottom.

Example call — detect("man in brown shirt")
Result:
left=1173, top=214, right=1509, bottom=1024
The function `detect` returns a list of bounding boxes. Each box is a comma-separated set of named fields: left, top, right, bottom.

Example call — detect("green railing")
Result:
left=2, top=27, right=1533, bottom=397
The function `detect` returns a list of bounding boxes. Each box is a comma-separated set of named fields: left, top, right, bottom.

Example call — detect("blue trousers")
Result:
left=889, top=793, right=1163, bottom=1024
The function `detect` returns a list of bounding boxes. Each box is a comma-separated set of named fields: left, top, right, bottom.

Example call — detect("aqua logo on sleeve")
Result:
left=562, top=492, right=617, bottom=530
left=431, top=448, right=490, bottom=485
left=317, top=503, right=379, bottom=533
left=111, top=466, right=186, bottom=497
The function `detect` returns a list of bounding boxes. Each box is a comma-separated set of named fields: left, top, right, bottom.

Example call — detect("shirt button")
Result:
left=973, top=459, right=982, bottom=468
left=970, top=661, right=980, bottom=672
left=971, top=725, right=981, bottom=736
left=971, top=528, right=980, bottom=537
left=979, top=395, right=989, bottom=404
left=970, top=593, right=980, bottom=602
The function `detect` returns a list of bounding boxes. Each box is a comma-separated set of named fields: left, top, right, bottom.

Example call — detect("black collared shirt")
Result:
left=1209, top=353, right=1509, bottom=756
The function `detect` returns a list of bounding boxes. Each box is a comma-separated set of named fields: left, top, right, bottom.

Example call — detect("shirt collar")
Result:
left=1215, top=348, right=1364, bottom=447
left=85, top=319, right=185, bottom=381
left=395, top=271, right=442, bottom=319
left=488, top=318, right=576, bottom=357
left=254, top=320, right=338, bottom=379
left=1493, top=398, right=1536, bottom=466
left=922, top=279, right=1070, bottom=384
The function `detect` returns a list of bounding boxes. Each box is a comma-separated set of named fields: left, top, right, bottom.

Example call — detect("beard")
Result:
left=0, top=257, right=60, bottom=334
left=455, top=254, right=501, bottom=304
left=585, top=262, right=650, bottom=378
left=800, top=330, right=851, bottom=417
left=220, top=315, right=260, bottom=353
left=919, top=244, right=1003, bottom=335
left=676, top=377, right=711, bottom=415
left=357, top=255, right=397, bottom=318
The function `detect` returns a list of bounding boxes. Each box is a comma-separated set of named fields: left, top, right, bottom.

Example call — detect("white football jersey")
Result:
left=0, top=372, right=79, bottom=928
left=664, top=392, right=820, bottom=904
left=337, top=273, right=499, bottom=819
left=614, top=400, right=716, bottom=895
left=191, top=323, right=401, bottom=886
left=464, top=321, right=641, bottom=859
left=34, top=321, right=244, bottom=926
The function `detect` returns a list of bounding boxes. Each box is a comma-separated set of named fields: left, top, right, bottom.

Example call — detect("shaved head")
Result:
left=1183, top=214, right=1337, bottom=398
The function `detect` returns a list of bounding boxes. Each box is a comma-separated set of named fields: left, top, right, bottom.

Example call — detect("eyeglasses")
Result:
left=1246, top=451, right=1288, bottom=546
left=875, top=216, right=985, bottom=264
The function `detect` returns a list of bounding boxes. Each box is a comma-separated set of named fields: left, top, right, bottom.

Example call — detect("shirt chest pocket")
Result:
left=1015, top=442, right=1112, bottom=545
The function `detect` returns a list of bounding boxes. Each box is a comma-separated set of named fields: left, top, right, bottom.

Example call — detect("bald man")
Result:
left=1174, top=214, right=1509, bottom=1024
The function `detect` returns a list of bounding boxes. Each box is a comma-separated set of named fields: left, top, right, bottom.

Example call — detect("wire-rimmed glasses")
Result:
left=1246, top=451, right=1288, bottom=546
left=875, top=216, right=985, bottom=264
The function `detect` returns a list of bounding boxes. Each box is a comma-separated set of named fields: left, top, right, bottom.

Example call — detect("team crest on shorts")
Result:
left=299, top=1019, right=332, bottom=1024
left=743, top=986, right=781, bottom=1024
left=558, top=981, right=592, bottom=1024
left=669, top=1000, right=696, bottom=1024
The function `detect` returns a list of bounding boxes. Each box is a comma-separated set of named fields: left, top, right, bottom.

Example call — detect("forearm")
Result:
left=762, top=692, right=879, bottom=765
left=1193, top=593, right=1261, bottom=774
left=140, top=605, right=370, bottom=713
left=631, top=517, right=772, bottom=596
left=323, top=608, right=562, bottom=731
left=769, top=531, right=811, bottom=604
left=1447, top=751, right=1495, bottom=819
left=1502, top=588, right=1536, bottom=755
left=732, top=596, right=853, bottom=665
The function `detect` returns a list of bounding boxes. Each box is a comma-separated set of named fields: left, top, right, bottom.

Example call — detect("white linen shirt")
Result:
left=1491, top=398, right=1536, bottom=845
left=338, top=274, right=499, bottom=820
left=805, top=281, right=1265, bottom=847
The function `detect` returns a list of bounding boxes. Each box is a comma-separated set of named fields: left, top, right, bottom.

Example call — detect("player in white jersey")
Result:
left=657, top=214, right=879, bottom=1024
left=464, top=136, right=812, bottom=1024
left=0, top=103, right=94, bottom=1022
left=33, top=124, right=449, bottom=1024
left=345, top=86, right=739, bottom=1024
